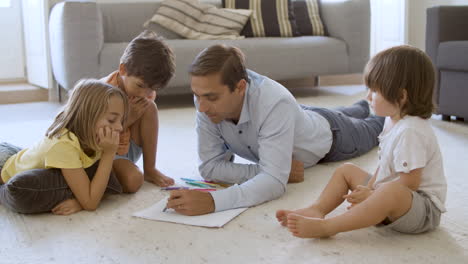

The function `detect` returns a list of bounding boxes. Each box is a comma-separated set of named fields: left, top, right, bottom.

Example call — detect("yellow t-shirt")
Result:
left=0, top=129, right=101, bottom=183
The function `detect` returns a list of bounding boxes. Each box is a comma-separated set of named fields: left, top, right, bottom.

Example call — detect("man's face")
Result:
left=191, top=73, right=246, bottom=124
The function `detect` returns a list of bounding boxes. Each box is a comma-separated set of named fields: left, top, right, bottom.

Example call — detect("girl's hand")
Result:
left=52, top=199, right=83, bottom=215
left=98, top=126, right=119, bottom=154
left=343, top=185, right=373, bottom=209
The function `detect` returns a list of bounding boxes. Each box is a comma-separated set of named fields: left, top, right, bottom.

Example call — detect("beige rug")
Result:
left=1, top=85, right=467, bottom=263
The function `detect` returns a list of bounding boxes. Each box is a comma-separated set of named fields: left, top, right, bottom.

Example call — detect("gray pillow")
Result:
left=0, top=161, right=122, bottom=214
left=144, top=21, right=183, bottom=39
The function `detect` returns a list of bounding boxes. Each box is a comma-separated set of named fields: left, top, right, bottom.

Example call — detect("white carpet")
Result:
left=1, top=85, right=467, bottom=264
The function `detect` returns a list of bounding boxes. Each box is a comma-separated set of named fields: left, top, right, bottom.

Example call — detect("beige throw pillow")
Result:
left=144, top=0, right=252, bottom=40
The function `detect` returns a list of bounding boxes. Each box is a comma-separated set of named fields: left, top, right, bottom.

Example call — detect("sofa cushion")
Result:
left=0, top=161, right=122, bottom=214
left=437, top=41, right=468, bottom=72
left=293, top=0, right=325, bottom=36
left=223, top=0, right=299, bottom=37
left=99, top=36, right=348, bottom=93
left=146, top=0, right=252, bottom=40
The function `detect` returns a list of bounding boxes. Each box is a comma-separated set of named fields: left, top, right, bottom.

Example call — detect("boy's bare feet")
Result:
left=276, top=206, right=325, bottom=226
left=52, top=199, right=83, bottom=215
left=145, top=170, right=175, bottom=187
left=287, top=213, right=336, bottom=238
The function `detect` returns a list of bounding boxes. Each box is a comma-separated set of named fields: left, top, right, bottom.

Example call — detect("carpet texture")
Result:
left=0, top=85, right=467, bottom=263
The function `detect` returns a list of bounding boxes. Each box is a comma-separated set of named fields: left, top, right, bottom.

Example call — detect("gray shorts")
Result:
left=378, top=190, right=441, bottom=234
left=114, top=140, right=142, bottom=163
left=363, top=176, right=442, bottom=234
left=0, top=142, right=22, bottom=175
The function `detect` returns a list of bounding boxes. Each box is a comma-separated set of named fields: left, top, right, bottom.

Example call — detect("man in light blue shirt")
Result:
left=165, top=45, right=384, bottom=216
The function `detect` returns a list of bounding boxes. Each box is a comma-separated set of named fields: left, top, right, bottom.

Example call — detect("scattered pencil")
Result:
left=161, top=186, right=190, bottom=191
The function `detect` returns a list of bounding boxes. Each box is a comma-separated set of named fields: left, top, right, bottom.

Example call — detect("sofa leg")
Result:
left=456, top=117, right=464, bottom=121
left=441, top=115, right=451, bottom=121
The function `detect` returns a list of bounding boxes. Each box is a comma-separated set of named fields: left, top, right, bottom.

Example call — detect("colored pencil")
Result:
left=161, top=187, right=190, bottom=191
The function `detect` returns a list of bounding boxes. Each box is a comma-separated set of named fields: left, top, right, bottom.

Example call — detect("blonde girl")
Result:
left=0, top=79, right=128, bottom=215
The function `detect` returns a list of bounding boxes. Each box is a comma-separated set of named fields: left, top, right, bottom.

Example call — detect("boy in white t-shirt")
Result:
left=276, top=45, right=447, bottom=238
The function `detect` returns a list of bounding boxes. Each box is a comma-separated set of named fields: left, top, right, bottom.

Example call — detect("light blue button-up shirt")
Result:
left=196, top=70, right=332, bottom=212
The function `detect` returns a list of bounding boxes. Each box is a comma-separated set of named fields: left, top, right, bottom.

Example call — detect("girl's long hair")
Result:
left=46, top=79, right=128, bottom=155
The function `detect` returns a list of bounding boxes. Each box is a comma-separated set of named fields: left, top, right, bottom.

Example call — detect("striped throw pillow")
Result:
left=293, top=0, right=325, bottom=36
left=145, top=0, right=252, bottom=40
left=223, top=0, right=299, bottom=38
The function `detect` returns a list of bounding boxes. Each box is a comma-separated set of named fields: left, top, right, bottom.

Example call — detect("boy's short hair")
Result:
left=364, top=45, right=436, bottom=119
left=188, top=44, right=248, bottom=92
left=120, top=30, right=175, bottom=91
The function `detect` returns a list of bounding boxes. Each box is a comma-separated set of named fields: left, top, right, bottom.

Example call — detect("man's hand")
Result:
left=127, top=96, right=151, bottom=127
left=166, top=190, right=215, bottom=216
left=343, top=185, right=373, bottom=209
left=288, top=159, right=304, bottom=183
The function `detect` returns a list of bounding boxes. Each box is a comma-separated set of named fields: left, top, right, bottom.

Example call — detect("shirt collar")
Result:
left=236, top=79, right=251, bottom=125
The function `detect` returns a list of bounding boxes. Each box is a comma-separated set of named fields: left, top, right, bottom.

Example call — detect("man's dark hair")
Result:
left=189, top=44, right=248, bottom=92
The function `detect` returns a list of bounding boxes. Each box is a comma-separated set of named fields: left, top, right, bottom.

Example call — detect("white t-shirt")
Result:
left=374, top=116, right=447, bottom=212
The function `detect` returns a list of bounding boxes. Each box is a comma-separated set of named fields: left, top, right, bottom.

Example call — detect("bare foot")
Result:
left=145, top=170, right=175, bottom=187
left=52, top=199, right=83, bottom=215
left=287, top=213, right=336, bottom=238
left=276, top=206, right=325, bottom=227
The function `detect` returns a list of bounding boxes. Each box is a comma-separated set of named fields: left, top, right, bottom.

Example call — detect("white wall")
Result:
left=0, top=0, right=25, bottom=81
left=407, top=0, right=468, bottom=51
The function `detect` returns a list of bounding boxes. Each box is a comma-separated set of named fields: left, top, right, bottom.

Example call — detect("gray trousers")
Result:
left=302, top=104, right=385, bottom=163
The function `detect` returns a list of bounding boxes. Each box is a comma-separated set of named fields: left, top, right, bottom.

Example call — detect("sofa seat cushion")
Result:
left=437, top=41, right=468, bottom=72
left=99, top=36, right=348, bottom=94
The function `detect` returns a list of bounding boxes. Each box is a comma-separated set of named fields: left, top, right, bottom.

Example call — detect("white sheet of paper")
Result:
left=133, top=197, right=248, bottom=228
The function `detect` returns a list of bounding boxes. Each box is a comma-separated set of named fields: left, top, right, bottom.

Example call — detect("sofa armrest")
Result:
left=49, top=1, right=104, bottom=90
left=426, top=6, right=468, bottom=66
left=320, top=0, right=370, bottom=73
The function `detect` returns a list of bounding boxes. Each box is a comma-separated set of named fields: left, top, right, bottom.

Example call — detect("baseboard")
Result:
left=0, top=83, right=48, bottom=104
left=279, top=76, right=318, bottom=89
left=319, top=73, right=364, bottom=86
